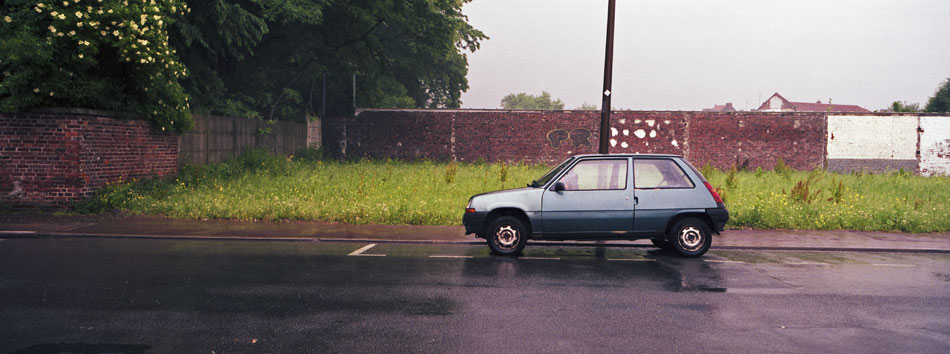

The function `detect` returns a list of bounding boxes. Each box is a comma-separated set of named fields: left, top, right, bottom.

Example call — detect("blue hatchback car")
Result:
left=462, top=154, right=728, bottom=258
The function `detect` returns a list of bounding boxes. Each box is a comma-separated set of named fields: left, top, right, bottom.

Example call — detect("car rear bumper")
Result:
left=463, top=211, right=488, bottom=236
left=706, top=207, right=729, bottom=233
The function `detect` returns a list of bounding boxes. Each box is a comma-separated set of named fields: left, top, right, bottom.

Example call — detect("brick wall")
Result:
left=920, top=116, right=950, bottom=176
left=324, top=109, right=827, bottom=170
left=826, top=115, right=919, bottom=173
left=0, top=110, right=178, bottom=208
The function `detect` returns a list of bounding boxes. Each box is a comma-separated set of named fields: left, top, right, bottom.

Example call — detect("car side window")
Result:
left=556, top=159, right=628, bottom=191
left=634, top=159, right=694, bottom=189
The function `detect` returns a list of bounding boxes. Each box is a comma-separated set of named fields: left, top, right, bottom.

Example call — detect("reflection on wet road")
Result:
left=1, top=238, right=948, bottom=353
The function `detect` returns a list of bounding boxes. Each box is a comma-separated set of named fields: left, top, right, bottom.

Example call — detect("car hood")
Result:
left=471, top=187, right=536, bottom=199
left=469, top=187, right=543, bottom=212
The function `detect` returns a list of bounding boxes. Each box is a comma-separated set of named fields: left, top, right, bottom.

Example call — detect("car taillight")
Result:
left=465, top=208, right=476, bottom=213
left=704, top=181, right=724, bottom=204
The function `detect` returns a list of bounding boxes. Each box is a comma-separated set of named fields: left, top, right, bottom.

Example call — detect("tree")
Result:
left=889, top=101, right=920, bottom=112
left=0, top=0, right=193, bottom=132
left=500, top=91, right=564, bottom=110
left=172, top=0, right=487, bottom=120
left=576, top=102, right=598, bottom=110
left=926, top=77, right=950, bottom=112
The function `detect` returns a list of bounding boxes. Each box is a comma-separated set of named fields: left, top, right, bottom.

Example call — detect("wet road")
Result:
left=1, top=238, right=948, bottom=353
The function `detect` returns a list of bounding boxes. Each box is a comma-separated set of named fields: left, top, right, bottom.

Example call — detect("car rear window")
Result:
left=634, top=159, right=695, bottom=189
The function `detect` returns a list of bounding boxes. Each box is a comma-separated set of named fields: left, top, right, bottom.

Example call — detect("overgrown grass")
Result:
left=76, top=148, right=550, bottom=225
left=77, top=149, right=950, bottom=232
left=704, top=165, right=950, bottom=233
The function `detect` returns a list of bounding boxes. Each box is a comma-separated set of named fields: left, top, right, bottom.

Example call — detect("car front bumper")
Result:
left=462, top=211, right=488, bottom=236
left=706, top=207, right=729, bottom=233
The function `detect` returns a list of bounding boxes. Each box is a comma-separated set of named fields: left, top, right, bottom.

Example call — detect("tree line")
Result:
left=0, top=0, right=486, bottom=132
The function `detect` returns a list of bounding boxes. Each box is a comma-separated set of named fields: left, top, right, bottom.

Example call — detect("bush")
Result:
left=0, top=0, right=193, bottom=132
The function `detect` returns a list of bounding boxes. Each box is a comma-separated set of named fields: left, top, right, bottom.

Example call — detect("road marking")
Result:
left=429, top=255, right=474, bottom=259
left=785, top=261, right=829, bottom=266
left=727, top=288, right=799, bottom=295
left=0, top=231, right=37, bottom=234
left=870, top=263, right=917, bottom=267
left=519, top=256, right=560, bottom=260
left=607, top=258, right=654, bottom=262
left=348, top=243, right=385, bottom=257
left=704, top=259, right=746, bottom=264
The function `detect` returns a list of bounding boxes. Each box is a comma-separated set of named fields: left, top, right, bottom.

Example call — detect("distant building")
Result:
left=702, top=102, right=736, bottom=112
left=756, top=93, right=870, bottom=113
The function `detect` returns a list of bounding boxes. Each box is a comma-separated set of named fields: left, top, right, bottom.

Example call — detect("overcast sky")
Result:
left=459, top=0, right=950, bottom=111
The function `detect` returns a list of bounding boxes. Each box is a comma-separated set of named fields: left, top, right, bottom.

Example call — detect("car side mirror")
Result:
left=552, top=182, right=565, bottom=192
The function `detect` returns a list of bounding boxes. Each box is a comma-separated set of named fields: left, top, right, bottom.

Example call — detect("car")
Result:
left=462, top=154, right=728, bottom=258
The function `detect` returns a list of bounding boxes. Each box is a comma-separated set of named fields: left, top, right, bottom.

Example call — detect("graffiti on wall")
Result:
left=546, top=128, right=592, bottom=148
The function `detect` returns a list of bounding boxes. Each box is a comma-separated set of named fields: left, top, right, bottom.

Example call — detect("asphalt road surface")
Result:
left=1, top=238, right=948, bottom=353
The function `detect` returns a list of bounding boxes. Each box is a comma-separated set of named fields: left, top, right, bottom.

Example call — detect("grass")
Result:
left=76, top=148, right=550, bottom=226
left=703, top=164, right=950, bottom=233
left=77, top=149, right=950, bottom=233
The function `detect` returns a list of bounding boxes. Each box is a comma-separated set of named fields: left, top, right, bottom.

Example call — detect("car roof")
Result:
left=571, top=153, right=684, bottom=158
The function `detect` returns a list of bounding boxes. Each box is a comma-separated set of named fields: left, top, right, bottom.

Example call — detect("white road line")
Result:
left=348, top=243, right=385, bottom=257
left=429, top=255, right=474, bottom=259
left=519, top=256, right=560, bottom=260
left=0, top=231, right=37, bottom=234
left=705, top=259, right=746, bottom=264
left=785, top=261, right=829, bottom=266
left=870, top=263, right=917, bottom=267
left=607, top=258, right=654, bottom=262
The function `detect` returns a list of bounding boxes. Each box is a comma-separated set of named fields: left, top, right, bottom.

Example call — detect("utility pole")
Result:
left=599, top=0, right=617, bottom=154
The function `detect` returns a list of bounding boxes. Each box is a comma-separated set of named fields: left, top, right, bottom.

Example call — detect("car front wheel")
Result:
left=668, top=218, right=711, bottom=258
left=486, top=216, right=528, bottom=256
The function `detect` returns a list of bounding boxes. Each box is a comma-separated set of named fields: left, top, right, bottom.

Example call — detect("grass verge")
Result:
left=76, top=150, right=950, bottom=232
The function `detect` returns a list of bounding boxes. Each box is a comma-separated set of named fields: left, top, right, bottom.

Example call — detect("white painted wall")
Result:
left=826, top=115, right=918, bottom=160
left=920, top=116, right=950, bottom=176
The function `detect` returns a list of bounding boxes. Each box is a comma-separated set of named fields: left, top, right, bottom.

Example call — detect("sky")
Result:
left=459, top=0, right=950, bottom=111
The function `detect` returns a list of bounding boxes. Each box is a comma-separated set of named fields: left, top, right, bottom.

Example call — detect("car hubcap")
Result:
left=494, top=225, right=519, bottom=250
left=678, top=226, right=704, bottom=252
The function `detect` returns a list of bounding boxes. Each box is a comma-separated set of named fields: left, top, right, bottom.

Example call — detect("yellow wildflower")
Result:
left=3, top=16, right=11, bottom=23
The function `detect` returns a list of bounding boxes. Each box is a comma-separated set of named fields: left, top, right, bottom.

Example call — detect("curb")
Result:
left=3, top=231, right=950, bottom=254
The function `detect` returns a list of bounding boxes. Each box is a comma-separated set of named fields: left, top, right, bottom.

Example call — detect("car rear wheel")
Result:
left=486, top=216, right=527, bottom=256
left=651, top=238, right=672, bottom=250
left=668, top=218, right=711, bottom=258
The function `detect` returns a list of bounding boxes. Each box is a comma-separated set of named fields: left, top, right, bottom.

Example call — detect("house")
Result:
left=702, top=102, right=736, bottom=112
left=756, top=93, right=870, bottom=113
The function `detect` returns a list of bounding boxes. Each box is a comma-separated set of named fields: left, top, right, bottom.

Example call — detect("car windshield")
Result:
left=529, top=157, right=575, bottom=187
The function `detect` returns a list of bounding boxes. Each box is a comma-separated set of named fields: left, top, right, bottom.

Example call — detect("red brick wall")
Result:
left=325, top=109, right=826, bottom=169
left=0, top=111, right=178, bottom=208
left=688, top=112, right=826, bottom=170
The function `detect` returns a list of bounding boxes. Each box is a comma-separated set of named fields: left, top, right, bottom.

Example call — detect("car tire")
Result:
left=651, top=238, right=672, bottom=250
left=668, top=218, right=711, bottom=258
left=486, top=216, right=528, bottom=256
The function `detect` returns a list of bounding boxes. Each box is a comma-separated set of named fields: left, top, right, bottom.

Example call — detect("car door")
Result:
left=541, top=157, right=634, bottom=237
left=632, top=158, right=698, bottom=234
